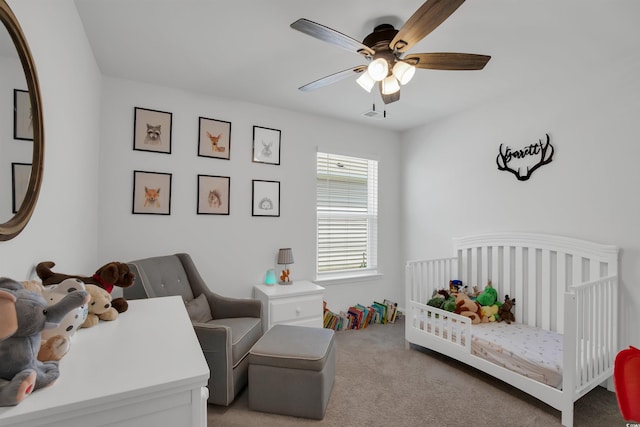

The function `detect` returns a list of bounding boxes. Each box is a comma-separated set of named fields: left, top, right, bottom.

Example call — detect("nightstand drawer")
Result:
left=270, top=294, right=323, bottom=324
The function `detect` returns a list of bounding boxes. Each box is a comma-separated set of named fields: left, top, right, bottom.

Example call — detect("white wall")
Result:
left=401, top=54, right=640, bottom=347
left=98, top=77, right=403, bottom=311
left=0, top=0, right=101, bottom=278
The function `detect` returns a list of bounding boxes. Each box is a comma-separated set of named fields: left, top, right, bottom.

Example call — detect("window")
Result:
left=316, top=152, right=378, bottom=279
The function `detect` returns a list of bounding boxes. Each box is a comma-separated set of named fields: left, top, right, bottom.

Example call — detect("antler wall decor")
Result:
left=496, top=134, right=554, bottom=181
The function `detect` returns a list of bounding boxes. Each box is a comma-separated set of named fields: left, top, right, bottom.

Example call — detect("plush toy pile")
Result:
left=36, top=260, right=135, bottom=313
left=0, top=277, right=89, bottom=406
left=0, top=267, right=128, bottom=408
left=426, top=280, right=516, bottom=324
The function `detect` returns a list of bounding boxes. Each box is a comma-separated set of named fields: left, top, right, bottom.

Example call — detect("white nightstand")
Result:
left=253, top=280, right=325, bottom=331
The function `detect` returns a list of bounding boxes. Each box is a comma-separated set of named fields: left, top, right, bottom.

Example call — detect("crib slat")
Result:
left=491, top=246, right=500, bottom=293
left=541, top=249, right=551, bottom=330
left=589, top=259, right=599, bottom=282
left=556, top=253, right=567, bottom=333
left=579, top=286, right=587, bottom=385
left=471, top=248, right=478, bottom=287
left=481, top=246, right=489, bottom=287
left=503, top=246, right=512, bottom=299
left=528, top=248, right=537, bottom=327
left=596, top=283, right=604, bottom=374
left=572, top=255, right=582, bottom=284
left=460, top=249, right=468, bottom=285
left=515, top=246, right=524, bottom=322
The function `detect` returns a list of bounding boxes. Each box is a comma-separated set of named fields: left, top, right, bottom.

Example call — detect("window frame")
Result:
left=315, top=151, right=379, bottom=283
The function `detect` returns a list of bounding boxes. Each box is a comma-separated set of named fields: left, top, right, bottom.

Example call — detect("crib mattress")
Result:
left=471, top=322, right=563, bottom=388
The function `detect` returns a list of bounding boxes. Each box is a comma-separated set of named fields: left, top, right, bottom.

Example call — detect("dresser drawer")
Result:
left=270, top=294, right=323, bottom=324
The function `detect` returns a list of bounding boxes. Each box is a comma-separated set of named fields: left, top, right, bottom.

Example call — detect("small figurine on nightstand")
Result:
left=280, top=269, right=291, bottom=284
left=277, top=248, right=294, bottom=285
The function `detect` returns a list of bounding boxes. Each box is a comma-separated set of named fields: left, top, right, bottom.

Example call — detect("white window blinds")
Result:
left=316, top=152, right=378, bottom=275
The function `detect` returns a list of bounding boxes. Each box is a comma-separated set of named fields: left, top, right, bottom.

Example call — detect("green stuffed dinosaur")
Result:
left=476, top=280, right=498, bottom=306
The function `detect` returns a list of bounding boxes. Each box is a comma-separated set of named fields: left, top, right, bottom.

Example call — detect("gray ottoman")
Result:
left=248, top=325, right=336, bottom=419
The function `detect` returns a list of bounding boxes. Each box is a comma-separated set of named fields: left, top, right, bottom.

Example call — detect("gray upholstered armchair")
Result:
left=125, top=253, right=263, bottom=406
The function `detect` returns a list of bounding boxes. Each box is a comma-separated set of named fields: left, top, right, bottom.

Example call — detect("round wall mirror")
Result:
left=0, top=0, right=44, bottom=241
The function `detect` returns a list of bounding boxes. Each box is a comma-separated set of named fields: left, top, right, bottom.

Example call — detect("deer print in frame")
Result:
left=198, top=117, right=231, bottom=160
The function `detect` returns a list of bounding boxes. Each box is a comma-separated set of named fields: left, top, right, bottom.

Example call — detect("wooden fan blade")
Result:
left=299, top=65, right=367, bottom=92
left=404, top=52, right=490, bottom=70
left=291, top=19, right=375, bottom=57
left=390, top=0, right=466, bottom=52
left=379, top=82, right=400, bottom=104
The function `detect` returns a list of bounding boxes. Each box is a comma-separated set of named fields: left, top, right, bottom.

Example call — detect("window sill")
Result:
left=314, top=271, right=383, bottom=286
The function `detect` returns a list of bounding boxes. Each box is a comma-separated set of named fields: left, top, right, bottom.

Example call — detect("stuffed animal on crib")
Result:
left=449, top=280, right=463, bottom=293
left=476, top=280, right=498, bottom=306
left=0, top=277, right=88, bottom=406
left=459, top=285, right=473, bottom=296
left=427, top=290, right=456, bottom=312
left=498, top=295, right=516, bottom=324
left=454, top=292, right=482, bottom=324
left=35, top=260, right=135, bottom=313
left=480, top=304, right=500, bottom=322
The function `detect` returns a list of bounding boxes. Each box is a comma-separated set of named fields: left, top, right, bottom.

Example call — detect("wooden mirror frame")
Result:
left=0, top=0, right=44, bottom=241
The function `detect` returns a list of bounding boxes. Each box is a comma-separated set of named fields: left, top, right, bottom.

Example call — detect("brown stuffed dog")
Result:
left=35, top=261, right=135, bottom=313
left=498, top=295, right=516, bottom=324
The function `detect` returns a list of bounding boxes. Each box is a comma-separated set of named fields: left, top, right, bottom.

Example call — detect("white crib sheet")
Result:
left=471, top=322, right=563, bottom=388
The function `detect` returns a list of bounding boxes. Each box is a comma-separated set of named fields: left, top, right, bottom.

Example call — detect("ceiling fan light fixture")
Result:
left=392, top=61, right=416, bottom=85
left=356, top=71, right=376, bottom=92
left=381, top=75, right=400, bottom=95
left=368, top=58, right=388, bottom=81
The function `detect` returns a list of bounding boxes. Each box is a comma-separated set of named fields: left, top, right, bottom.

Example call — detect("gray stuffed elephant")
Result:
left=0, top=277, right=89, bottom=406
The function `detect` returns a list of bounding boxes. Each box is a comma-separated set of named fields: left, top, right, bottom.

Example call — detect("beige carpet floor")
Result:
left=208, top=318, right=625, bottom=426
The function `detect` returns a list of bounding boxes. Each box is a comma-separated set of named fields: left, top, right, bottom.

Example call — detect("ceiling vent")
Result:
left=362, top=106, right=386, bottom=119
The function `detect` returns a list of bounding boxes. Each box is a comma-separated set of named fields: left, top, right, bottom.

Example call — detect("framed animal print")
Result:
left=252, top=126, right=281, bottom=165
left=132, top=170, right=172, bottom=215
left=133, top=107, right=172, bottom=154
left=252, top=180, right=280, bottom=217
left=13, top=89, right=33, bottom=141
left=198, top=117, right=231, bottom=160
left=197, top=175, right=230, bottom=215
left=11, top=162, right=31, bottom=213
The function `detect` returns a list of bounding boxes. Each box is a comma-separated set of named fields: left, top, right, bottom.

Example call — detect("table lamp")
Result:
left=277, top=248, right=294, bottom=285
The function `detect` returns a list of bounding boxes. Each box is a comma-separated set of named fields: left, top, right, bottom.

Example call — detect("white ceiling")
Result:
left=73, top=0, right=640, bottom=132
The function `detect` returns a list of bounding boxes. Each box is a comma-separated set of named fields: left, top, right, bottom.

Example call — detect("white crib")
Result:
left=405, top=232, right=619, bottom=427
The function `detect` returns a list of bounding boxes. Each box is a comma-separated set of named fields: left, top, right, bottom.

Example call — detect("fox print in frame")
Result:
left=132, top=170, right=172, bottom=215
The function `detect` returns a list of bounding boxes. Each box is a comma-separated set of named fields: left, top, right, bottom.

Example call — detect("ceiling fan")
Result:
left=290, top=0, right=491, bottom=104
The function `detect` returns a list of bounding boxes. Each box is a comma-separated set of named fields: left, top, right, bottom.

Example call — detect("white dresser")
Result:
left=0, top=296, right=209, bottom=427
left=253, top=280, right=325, bottom=331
